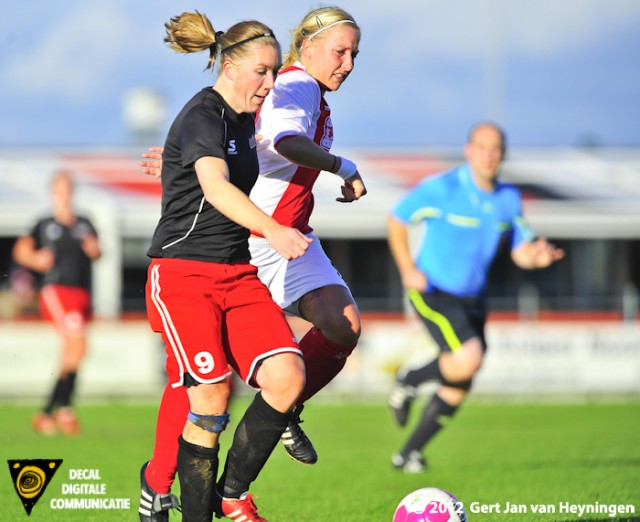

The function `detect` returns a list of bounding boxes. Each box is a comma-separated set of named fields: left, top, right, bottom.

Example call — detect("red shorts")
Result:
left=145, top=258, right=300, bottom=389
left=39, top=285, right=91, bottom=335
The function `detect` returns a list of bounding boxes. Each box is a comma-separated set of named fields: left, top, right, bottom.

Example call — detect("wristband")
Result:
left=334, top=156, right=358, bottom=180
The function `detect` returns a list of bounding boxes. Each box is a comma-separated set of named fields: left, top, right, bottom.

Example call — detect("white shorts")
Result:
left=249, top=232, right=352, bottom=316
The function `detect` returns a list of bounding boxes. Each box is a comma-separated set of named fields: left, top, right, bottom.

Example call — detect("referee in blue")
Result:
left=387, top=122, right=564, bottom=472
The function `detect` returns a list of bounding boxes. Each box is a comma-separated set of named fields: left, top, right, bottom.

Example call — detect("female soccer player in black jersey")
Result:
left=138, top=11, right=310, bottom=522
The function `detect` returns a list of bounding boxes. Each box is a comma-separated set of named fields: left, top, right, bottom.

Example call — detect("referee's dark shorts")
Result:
left=407, top=288, right=488, bottom=354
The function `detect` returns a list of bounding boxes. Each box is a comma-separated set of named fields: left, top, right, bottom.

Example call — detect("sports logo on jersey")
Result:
left=227, top=140, right=238, bottom=155
left=249, top=135, right=256, bottom=149
left=320, top=116, right=334, bottom=151
left=72, top=222, right=92, bottom=241
left=44, top=222, right=63, bottom=242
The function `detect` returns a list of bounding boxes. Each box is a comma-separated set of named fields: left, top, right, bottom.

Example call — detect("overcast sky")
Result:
left=2, top=0, right=639, bottom=149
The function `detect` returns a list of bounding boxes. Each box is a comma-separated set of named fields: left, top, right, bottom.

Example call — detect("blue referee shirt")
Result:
left=392, top=164, right=535, bottom=298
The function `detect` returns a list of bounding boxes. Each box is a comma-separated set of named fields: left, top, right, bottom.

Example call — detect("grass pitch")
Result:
left=1, top=397, right=639, bottom=521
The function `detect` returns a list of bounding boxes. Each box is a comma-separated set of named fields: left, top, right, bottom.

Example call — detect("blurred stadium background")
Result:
left=0, top=145, right=639, bottom=400
left=0, top=0, right=639, bottom=401
left=1, top=0, right=640, bottom=400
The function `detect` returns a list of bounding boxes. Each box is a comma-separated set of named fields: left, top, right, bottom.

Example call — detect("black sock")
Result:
left=58, top=372, right=77, bottom=408
left=401, top=359, right=445, bottom=387
left=401, top=393, right=458, bottom=457
left=177, top=435, right=219, bottom=522
left=43, top=376, right=67, bottom=414
left=219, top=392, right=291, bottom=499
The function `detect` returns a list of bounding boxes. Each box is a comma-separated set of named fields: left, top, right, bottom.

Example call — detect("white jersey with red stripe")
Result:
left=251, top=62, right=333, bottom=234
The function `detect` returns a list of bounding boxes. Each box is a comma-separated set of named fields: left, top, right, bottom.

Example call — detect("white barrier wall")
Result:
left=0, top=321, right=166, bottom=398
left=476, top=321, right=640, bottom=394
left=335, top=318, right=640, bottom=396
left=1, top=318, right=639, bottom=398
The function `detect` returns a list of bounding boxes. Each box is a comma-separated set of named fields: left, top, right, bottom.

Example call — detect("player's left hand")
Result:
left=531, top=238, right=564, bottom=268
left=336, top=172, right=367, bottom=202
left=82, top=235, right=101, bottom=260
left=139, top=146, right=163, bottom=179
left=401, top=268, right=428, bottom=292
left=264, top=224, right=313, bottom=260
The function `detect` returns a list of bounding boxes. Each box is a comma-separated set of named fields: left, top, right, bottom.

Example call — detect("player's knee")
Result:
left=331, top=326, right=360, bottom=348
left=466, top=355, right=483, bottom=376
left=319, top=313, right=361, bottom=348
left=456, top=341, right=484, bottom=378
left=279, top=360, right=306, bottom=397
left=447, top=352, right=482, bottom=381
left=459, top=358, right=482, bottom=380
left=258, top=353, right=305, bottom=400
left=185, top=377, right=231, bottom=414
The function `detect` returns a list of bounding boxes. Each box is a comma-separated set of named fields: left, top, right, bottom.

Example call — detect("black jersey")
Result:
left=29, top=216, right=97, bottom=289
left=147, top=87, right=259, bottom=263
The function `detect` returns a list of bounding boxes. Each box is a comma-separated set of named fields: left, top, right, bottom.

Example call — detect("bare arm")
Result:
left=12, top=236, right=55, bottom=273
left=276, top=136, right=367, bottom=202
left=195, top=156, right=311, bottom=260
left=82, top=235, right=102, bottom=261
left=511, top=238, right=565, bottom=270
left=387, top=215, right=427, bottom=291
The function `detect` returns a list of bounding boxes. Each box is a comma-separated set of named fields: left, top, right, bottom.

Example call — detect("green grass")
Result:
left=1, top=398, right=639, bottom=521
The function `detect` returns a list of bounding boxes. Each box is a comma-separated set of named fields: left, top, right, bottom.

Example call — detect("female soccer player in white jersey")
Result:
left=248, top=5, right=366, bottom=462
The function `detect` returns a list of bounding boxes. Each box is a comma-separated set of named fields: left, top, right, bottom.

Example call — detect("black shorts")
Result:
left=407, top=289, right=488, bottom=353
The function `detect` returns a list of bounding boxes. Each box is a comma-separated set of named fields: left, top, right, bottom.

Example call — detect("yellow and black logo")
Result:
left=7, top=459, right=63, bottom=516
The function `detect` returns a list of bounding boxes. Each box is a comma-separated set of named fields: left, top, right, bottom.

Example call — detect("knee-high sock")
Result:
left=43, top=376, right=67, bottom=414
left=219, top=392, right=291, bottom=499
left=145, top=384, right=189, bottom=494
left=400, top=393, right=458, bottom=457
left=58, top=372, right=77, bottom=407
left=401, top=359, right=473, bottom=390
left=401, top=358, right=446, bottom=387
left=298, top=327, right=356, bottom=403
left=177, top=436, right=219, bottom=522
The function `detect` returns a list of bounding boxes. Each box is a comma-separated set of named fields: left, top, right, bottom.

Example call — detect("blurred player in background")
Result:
left=387, top=122, right=564, bottom=472
left=138, top=11, right=311, bottom=522
left=12, top=171, right=101, bottom=436
left=140, top=3, right=366, bottom=482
